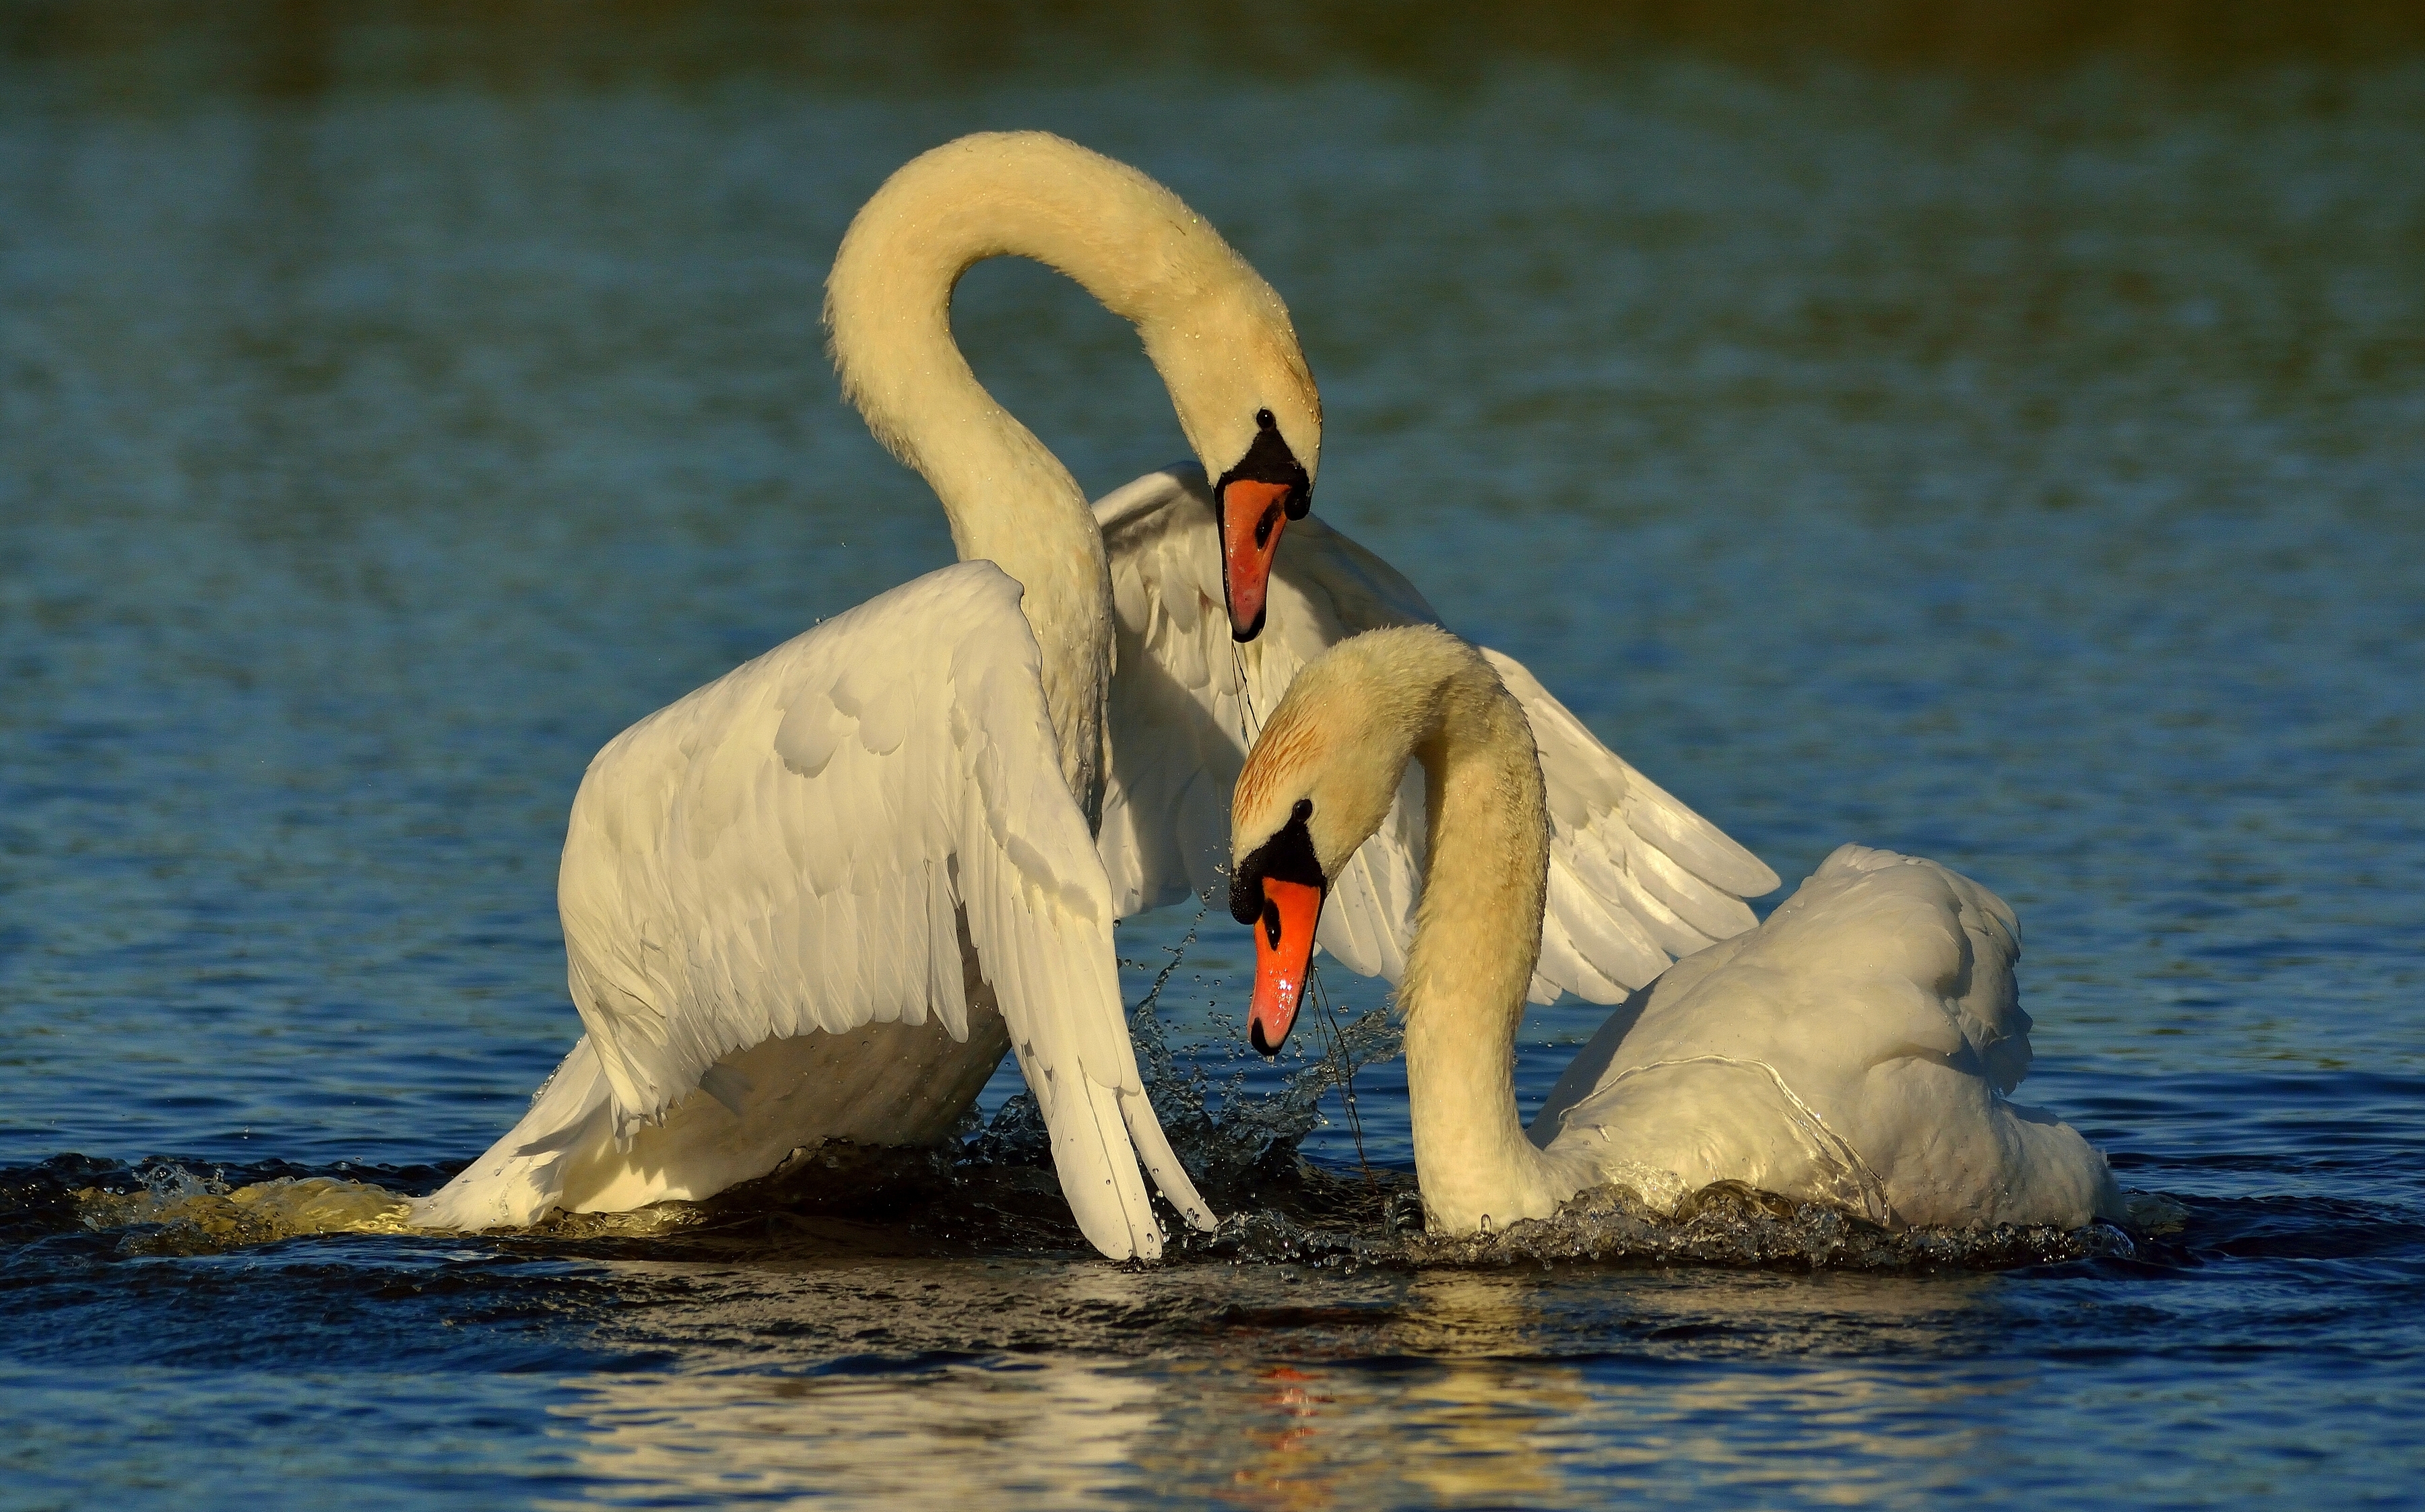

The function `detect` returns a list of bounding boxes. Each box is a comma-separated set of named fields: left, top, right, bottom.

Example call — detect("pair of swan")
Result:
left=416, top=131, right=2114, bottom=1254
left=413, top=133, right=1774, bottom=1257
left=1229, top=626, right=2124, bottom=1235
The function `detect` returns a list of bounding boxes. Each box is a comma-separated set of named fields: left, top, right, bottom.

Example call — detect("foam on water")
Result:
left=75, top=1170, right=413, bottom=1254
left=51, top=1069, right=2158, bottom=1278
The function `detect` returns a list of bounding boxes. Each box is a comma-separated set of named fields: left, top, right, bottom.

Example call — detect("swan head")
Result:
left=1229, top=626, right=1472, bottom=1053
left=1210, top=405, right=1314, bottom=644
left=1144, top=280, right=1321, bottom=645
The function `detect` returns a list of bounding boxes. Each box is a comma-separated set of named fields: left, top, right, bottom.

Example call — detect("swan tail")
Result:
left=408, top=1039, right=613, bottom=1232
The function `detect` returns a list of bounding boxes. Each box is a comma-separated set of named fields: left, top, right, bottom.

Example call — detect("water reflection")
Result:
left=542, top=1340, right=2016, bottom=1509
left=547, top=1359, right=1163, bottom=1509
left=1399, top=1271, right=1549, bottom=1354
left=527, top=1259, right=2024, bottom=1507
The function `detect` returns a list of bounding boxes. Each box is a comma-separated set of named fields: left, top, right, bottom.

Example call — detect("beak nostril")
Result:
left=1262, top=899, right=1282, bottom=949
left=1254, top=503, right=1283, bottom=550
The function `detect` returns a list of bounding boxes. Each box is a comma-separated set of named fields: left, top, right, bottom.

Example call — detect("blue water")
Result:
left=4, top=7, right=2423, bottom=1506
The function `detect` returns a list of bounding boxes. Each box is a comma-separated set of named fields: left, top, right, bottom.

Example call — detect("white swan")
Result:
left=413, top=133, right=1331, bottom=1259
left=1227, top=626, right=2125, bottom=1235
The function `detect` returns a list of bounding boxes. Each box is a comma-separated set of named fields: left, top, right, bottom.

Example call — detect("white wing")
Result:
left=556, top=560, right=1210, bottom=1259
left=1095, top=465, right=1780, bottom=1004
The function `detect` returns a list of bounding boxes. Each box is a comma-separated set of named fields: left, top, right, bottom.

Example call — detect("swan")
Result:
left=1227, top=625, right=2126, bottom=1235
left=412, top=132, right=1332, bottom=1259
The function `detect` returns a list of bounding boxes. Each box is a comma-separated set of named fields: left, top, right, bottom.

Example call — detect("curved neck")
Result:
left=826, top=134, right=1285, bottom=820
left=1396, top=661, right=1565, bottom=1235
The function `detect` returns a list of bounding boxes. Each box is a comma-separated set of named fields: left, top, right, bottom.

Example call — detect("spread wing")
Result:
left=1095, top=465, right=1780, bottom=1005
left=556, top=560, right=1210, bottom=1258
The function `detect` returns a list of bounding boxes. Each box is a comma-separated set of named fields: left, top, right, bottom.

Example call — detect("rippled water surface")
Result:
left=4, top=5, right=2422, bottom=1507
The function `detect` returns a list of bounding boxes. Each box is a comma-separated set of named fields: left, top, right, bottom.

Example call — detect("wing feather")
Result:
left=557, top=560, right=1208, bottom=1257
left=1097, top=465, right=1778, bottom=1006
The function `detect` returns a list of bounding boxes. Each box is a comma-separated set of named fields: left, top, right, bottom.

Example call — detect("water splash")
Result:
left=74, top=1163, right=414, bottom=1255
left=43, top=985, right=2146, bottom=1273
left=1184, top=1179, right=2143, bottom=1272
left=1115, top=892, right=1405, bottom=1199
left=47, top=1146, right=2145, bottom=1272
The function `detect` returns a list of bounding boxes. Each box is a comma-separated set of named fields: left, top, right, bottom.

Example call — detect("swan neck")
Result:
left=831, top=141, right=1245, bottom=817
left=1396, top=662, right=1563, bottom=1235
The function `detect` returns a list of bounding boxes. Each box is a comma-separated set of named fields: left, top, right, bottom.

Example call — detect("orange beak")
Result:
left=1249, top=877, right=1324, bottom=1056
left=1221, top=478, right=1295, bottom=643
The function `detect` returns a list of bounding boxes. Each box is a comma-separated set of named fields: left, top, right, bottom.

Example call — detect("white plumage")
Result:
left=415, top=131, right=1330, bottom=1259
left=1095, top=465, right=1779, bottom=1004
left=1228, top=626, right=2123, bottom=1237
left=416, top=566, right=1206, bottom=1259
left=1529, top=842, right=2120, bottom=1230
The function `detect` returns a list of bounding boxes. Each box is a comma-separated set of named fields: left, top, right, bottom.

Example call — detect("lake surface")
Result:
left=3, top=5, right=2422, bottom=1507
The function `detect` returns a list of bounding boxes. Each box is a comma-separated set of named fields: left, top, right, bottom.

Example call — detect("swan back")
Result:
left=1536, top=844, right=2119, bottom=1228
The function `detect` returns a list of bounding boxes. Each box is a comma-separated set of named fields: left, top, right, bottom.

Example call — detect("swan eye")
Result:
left=1291, top=799, right=1312, bottom=824
left=1262, top=898, right=1283, bottom=948
left=1256, top=407, right=1276, bottom=430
